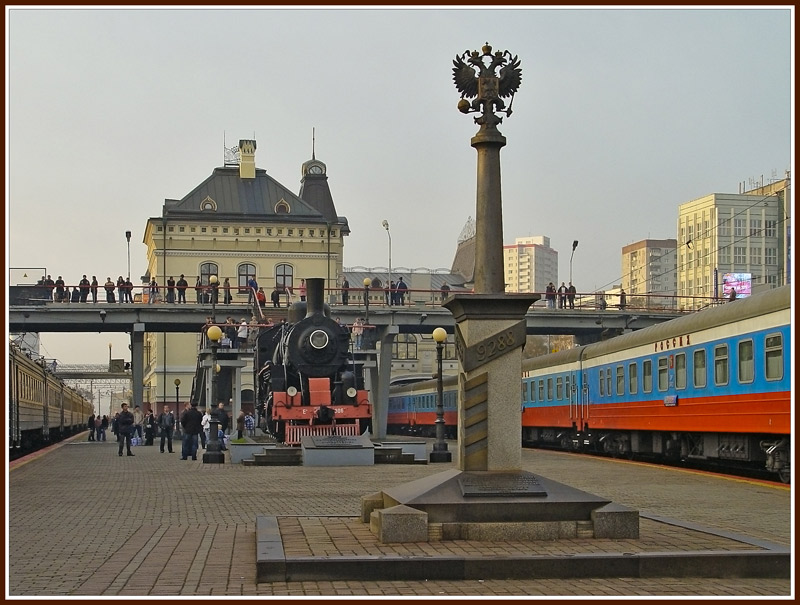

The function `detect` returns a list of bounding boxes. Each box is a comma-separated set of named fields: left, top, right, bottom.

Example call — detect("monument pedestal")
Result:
left=301, top=433, right=374, bottom=466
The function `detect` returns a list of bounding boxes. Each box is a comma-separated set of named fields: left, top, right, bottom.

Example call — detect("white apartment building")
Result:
left=503, top=236, right=558, bottom=296
left=676, top=181, right=788, bottom=309
left=621, top=239, right=677, bottom=309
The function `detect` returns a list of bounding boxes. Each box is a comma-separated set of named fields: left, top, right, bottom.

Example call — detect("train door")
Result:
left=578, top=370, right=589, bottom=432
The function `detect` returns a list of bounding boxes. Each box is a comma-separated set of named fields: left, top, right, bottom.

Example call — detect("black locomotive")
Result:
left=255, top=277, right=372, bottom=445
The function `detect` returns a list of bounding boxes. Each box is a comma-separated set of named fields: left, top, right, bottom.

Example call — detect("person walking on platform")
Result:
left=236, top=410, right=246, bottom=440
left=200, top=408, right=211, bottom=449
left=87, top=414, right=95, bottom=441
left=100, top=415, right=108, bottom=441
left=215, top=402, right=230, bottom=436
left=176, top=274, right=188, bottom=304
left=180, top=403, right=203, bottom=460
left=117, top=403, right=135, bottom=456
left=143, top=409, right=156, bottom=446
left=94, top=415, right=102, bottom=441
left=157, top=405, right=175, bottom=453
left=132, top=405, right=144, bottom=441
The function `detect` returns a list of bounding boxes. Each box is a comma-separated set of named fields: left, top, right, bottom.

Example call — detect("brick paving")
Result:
left=8, top=434, right=792, bottom=597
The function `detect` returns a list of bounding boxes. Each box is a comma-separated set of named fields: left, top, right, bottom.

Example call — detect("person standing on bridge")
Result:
left=341, top=277, right=350, bottom=305
left=117, top=277, right=125, bottom=303
left=55, top=276, right=65, bottom=302
left=247, top=276, right=259, bottom=305
left=558, top=282, right=567, bottom=309
left=166, top=276, right=176, bottom=304
left=619, top=288, right=627, bottom=310
left=79, top=275, right=90, bottom=303
left=176, top=274, right=188, bottom=304
left=567, top=282, right=576, bottom=309
left=124, top=277, right=134, bottom=303
left=104, top=277, right=116, bottom=303
left=90, top=276, right=99, bottom=304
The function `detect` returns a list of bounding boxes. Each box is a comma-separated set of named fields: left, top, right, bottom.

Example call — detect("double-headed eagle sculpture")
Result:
left=453, top=42, right=522, bottom=129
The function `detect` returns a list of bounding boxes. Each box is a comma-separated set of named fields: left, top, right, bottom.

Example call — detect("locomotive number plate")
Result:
left=458, top=472, right=547, bottom=497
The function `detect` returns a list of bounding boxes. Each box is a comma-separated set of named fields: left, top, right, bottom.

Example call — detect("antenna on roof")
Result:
left=312, top=127, right=316, bottom=160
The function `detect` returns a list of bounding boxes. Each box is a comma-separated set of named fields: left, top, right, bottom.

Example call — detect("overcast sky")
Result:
left=6, top=6, right=793, bottom=365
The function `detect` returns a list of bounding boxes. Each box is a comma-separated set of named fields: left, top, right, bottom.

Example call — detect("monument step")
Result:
left=245, top=449, right=303, bottom=466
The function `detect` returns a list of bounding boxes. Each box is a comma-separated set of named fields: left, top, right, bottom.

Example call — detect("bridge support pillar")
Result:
left=373, top=325, right=398, bottom=440
left=131, top=324, right=145, bottom=410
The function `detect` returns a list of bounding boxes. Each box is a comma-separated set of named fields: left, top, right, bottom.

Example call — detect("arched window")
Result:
left=275, top=200, right=290, bottom=214
left=275, top=264, right=293, bottom=293
left=392, top=334, right=418, bottom=360
left=238, top=264, right=256, bottom=294
left=199, top=262, right=218, bottom=286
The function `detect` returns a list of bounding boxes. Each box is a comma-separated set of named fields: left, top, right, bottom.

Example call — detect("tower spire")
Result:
left=312, top=127, right=316, bottom=160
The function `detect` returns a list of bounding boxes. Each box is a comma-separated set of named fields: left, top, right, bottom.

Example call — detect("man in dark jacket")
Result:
left=117, top=402, right=135, bottom=456
left=157, top=405, right=176, bottom=453
left=180, top=403, right=203, bottom=460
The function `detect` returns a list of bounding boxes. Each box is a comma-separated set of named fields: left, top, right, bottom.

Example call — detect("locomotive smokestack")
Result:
left=305, top=278, right=325, bottom=318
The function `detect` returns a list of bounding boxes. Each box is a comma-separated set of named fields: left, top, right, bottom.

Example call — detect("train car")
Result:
left=387, top=376, right=458, bottom=438
left=388, top=285, right=791, bottom=482
left=255, top=278, right=372, bottom=445
left=9, top=342, right=94, bottom=456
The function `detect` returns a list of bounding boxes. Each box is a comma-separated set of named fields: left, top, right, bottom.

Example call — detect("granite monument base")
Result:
left=301, top=433, right=374, bottom=466
left=362, top=469, right=639, bottom=543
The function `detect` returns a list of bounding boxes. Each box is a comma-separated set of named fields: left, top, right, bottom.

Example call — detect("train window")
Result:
left=522, top=381, right=530, bottom=402
left=538, top=380, right=544, bottom=401
left=657, top=357, right=668, bottom=391
left=565, top=375, right=571, bottom=398
left=556, top=377, right=563, bottom=400
left=547, top=378, right=553, bottom=400
left=738, top=340, right=754, bottom=384
left=628, top=363, right=638, bottom=395
left=714, top=345, right=729, bottom=386
left=616, top=366, right=624, bottom=396
left=675, top=353, right=686, bottom=389
left=693, top=349, right=707, bottom=388
left=598, top=371, right=604, bottom=397
left=765, top=334, right=783, bottom=381
left=606, top=368, right=612, bottom=397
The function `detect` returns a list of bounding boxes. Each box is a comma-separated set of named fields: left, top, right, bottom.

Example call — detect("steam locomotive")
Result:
left=255, top=278, right=372, bottom=445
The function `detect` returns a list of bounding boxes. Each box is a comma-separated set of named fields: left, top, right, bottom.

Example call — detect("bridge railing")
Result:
left=10, top=284, right=728, bottom=314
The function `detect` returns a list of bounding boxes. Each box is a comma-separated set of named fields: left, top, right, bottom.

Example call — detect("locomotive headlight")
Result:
left=309, top=329, right=329, bottom=350
left=287, top=386, right=298, bottom=397
left=346, top=387, right=357, bottom=398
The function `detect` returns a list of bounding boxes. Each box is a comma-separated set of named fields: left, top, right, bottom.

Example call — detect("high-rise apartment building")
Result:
left=503, top=236, right=558, bottom=295
left=676, top=177, right=789, bottom=309
left=621, top=239, right=677, bottom=309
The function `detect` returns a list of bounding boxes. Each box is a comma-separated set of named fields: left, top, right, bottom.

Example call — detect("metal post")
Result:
left=203, top=326, right=225, bottom=464
left=382, top=220, right=391, bottom=305
left=569, top=240, right=579, bottom=285
left=125, top=231, right=132, bottom=282
left=430, top=327, right=451, bottom=462
left=209, top=275, right=218, bottom=322
left=363, top=278, right=371, bottom=325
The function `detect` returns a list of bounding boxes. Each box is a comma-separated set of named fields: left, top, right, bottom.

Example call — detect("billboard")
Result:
left=722, top=272, right=751, bottom=299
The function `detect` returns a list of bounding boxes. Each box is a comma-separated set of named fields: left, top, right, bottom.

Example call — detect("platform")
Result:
left=8, top=434, right=792, bottom=597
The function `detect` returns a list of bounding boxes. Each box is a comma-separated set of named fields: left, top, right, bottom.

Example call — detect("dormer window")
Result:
left=275, top=200, right=290, bottom=214
left=200, top=196, right=217, bottom=211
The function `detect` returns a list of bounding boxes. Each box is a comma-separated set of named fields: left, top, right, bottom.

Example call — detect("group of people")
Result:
left=86, top=414, right=109, bottom=441
left=107, top=400, right=255, bottom=460
left=545, top=281, right=578, bottom=309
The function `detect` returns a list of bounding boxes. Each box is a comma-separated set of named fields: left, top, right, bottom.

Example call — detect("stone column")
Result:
left=444, top=295, right=536, bottom=471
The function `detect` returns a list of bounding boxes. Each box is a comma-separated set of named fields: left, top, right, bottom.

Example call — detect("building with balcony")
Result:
left=503, top=236, right=558, bottom=296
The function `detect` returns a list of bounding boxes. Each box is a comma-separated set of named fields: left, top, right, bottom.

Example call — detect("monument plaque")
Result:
left=310, top=435, right=366, bottom=448
left=458, top=472, right=548, bottom=497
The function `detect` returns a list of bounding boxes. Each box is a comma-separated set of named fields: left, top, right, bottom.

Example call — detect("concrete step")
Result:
left=373, top=447, right=417, bottom=464
left=245, top=448, right=303, bottom=466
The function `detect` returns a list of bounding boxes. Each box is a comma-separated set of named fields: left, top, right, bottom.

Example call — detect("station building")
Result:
left=141, top=140, right=350, bottom=412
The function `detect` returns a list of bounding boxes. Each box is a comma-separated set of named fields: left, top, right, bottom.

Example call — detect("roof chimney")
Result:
left=239, top=139, right=256, bottom=179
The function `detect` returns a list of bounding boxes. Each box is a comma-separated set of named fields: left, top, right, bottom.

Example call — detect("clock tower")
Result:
left=299, top=132, right=338, bottom=222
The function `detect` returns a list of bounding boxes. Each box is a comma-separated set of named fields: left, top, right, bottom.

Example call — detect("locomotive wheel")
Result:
left=778, top=466, right=791, bottom=484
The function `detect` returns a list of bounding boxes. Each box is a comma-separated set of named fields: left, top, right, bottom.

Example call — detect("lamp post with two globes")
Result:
left=381, top=220, right=391, bottom=305
left=363, top=277, right=371, bottom=325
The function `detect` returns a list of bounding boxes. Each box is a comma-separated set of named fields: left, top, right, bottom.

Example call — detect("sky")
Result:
left=6, top=6, right=793, bottom=365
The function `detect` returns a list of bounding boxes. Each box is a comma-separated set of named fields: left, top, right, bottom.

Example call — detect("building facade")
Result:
left=141, top=140, right=350, bottom=412
left=503, top=236, right=558, bottom=296
left=621, top=238, right=677, bottom=309
left=676, top=178, right=789, bottom=309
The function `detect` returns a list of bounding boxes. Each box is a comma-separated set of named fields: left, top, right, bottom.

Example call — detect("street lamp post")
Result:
left=108, top=342, right=112, bottom=372
left=569, top=240, right=579, bottom=285
left=429, top=327, right=452, bottom=462
left=203, top=325, right=225, bottom=464
left=125, top=231, right=132, bottom=281
left=174, top=378, right=181, bottom=438
left=382, top=220, right=391, bottom=306
left=209, top=274, right=218, bottom=322
left=363, top=278, right=371, bottom=325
